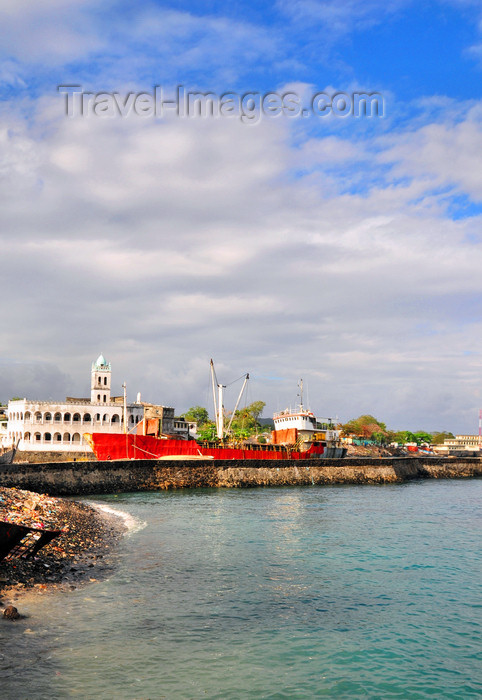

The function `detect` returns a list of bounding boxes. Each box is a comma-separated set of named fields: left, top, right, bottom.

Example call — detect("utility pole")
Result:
left=122, top=382, right=127, bottom=434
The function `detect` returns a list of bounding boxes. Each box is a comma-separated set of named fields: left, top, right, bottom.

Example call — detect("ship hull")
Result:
left=86, top=433, right=325, bottom=461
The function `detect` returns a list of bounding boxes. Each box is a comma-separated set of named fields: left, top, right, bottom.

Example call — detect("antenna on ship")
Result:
left=297, top=379, right=304, bottom=411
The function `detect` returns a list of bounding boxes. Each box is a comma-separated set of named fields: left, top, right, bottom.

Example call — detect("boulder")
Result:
left=3, top=605, right=21, bottom=620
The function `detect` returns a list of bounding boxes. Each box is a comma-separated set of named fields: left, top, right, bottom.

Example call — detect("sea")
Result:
left=1, top=479, right=481, bottom=699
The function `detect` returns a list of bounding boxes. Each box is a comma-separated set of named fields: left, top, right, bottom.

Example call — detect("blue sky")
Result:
left=1, top=0, right=482, bottom=432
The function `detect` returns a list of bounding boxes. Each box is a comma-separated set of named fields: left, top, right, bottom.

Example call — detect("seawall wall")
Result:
left=0, top=457, right=481, bottom=496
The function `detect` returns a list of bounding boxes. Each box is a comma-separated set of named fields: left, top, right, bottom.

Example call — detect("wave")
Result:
left=87, top=502, right=147, bottom=535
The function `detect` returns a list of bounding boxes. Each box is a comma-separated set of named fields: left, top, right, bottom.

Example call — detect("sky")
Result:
left=2, top=0, right=482, bottom=433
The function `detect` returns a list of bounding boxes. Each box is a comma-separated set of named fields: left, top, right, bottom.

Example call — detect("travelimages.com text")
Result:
left=58, top=85, right=384, bottom=123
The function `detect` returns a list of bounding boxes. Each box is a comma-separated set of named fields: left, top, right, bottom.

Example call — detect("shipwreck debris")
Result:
left=0, top=521, right=61, bottom=562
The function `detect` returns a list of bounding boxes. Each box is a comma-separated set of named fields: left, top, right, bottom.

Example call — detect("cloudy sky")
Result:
left=2, top=0, right=482, bottom=432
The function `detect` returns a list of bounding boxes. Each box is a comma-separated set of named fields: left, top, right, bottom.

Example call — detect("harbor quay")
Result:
left=0, top=456, right=480, bottom=496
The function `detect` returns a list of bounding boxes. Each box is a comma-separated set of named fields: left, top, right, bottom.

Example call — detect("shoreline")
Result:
left=1, top=456, right=481, bottom=496
left=0, top=488, right=126, bottom=610
left=1, top=461, right=480, bottom=609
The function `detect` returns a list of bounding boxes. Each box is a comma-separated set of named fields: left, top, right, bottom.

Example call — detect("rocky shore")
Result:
left=0, top=487, right=125, bottom=614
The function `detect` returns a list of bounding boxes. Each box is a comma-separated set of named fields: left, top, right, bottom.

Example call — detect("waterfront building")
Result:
left=0, top=406, right=7, bottom=451
left=440, top=434, right=482, bottom=452
left=4, top=355, right=157, bottom=454
left=174, top=417, right=198, bottom=439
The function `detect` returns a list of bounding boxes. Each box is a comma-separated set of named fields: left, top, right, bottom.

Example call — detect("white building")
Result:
left=5, top=354, right=144, bottom=453
left=0, top=407, right=7, bottom=451
left=440, top=435, right=482, bottom=452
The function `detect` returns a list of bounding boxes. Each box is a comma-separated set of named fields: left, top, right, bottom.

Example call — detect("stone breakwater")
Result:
left=0, top=457, right=481, bottom=496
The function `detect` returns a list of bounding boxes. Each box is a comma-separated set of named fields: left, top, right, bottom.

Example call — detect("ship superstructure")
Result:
left=272, top=380, right=340, bottom=449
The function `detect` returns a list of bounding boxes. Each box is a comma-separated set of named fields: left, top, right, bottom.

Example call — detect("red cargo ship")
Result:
left=84, top=432, right=325, bottom=461
left=85, top=365, right=339, bottom=462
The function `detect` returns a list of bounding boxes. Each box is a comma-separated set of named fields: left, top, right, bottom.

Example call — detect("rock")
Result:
left=3, top=605, right=21, bottom=620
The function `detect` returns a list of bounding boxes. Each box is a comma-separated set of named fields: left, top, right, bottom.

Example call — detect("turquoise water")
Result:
left=1, top=480, right=481, bottom=699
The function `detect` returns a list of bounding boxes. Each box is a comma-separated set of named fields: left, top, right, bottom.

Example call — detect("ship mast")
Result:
left=210, top=359, right=225, bottom=440
left=210, top=360, right=249, bottom=440
left=298, top=378, right=304, bottom=411
left=226, top=372, right=250, bottom=435
left=122, top=382, right=127, bottom=434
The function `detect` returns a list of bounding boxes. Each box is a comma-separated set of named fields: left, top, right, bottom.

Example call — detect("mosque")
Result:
left=5, top=354, right=148, bottom=454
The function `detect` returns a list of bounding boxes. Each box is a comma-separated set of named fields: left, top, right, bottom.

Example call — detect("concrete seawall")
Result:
left=0, top=457, right=481, bottom=496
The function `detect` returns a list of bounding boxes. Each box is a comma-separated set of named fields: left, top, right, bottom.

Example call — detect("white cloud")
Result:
left=378, top=114, right=482, bottom=202
left=2, top=85, right=482, bottom=431
left=0, top=0, right=106, bottom=65
left=0, top=1, right=282, bottom=90
left=276, top=0, right=413, bottom=35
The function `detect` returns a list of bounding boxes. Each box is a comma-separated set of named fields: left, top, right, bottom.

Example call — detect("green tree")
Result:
left=413, top=431, right=433, bottom=445
left=181, top=406, right=210, bottom=427
left=228, top=400, right=266, bottom=438
left=392, top=430, right=433, bottom=445
left=246, top=400, right=265, bottom=424
left=431, top=431, right=454, bottom=445
left=393, top=430, right=416, bottom=444
left=197, top=421, right=217, bottom=441
left=341, top=415, right=387, bottom=440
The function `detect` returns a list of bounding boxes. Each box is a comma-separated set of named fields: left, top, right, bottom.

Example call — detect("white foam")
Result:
left=87, top=502, right=147, bottom=535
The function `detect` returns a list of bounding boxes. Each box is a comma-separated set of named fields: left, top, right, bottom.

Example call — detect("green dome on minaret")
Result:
left=92, top=354, right=111, bottom=370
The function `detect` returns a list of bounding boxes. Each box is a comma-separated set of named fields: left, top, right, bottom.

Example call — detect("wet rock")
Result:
left=0, top=486, right=126, bottom=597
left=3, top=605, right=21, bottom=620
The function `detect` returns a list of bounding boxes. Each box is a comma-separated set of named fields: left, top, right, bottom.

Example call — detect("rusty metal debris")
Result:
left=0, top=448, right=16, bottom=465
left=0, top=521, right=61, bottom=562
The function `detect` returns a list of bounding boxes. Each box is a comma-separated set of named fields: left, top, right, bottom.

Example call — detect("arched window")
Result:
left=83, top=413, right=92, bottom=423
left=103, top=414, right=109, bottom=423
left=44, top=432, right=52, bottom=441
left=111, top=414, right=120, bottom=423
left=24, top=432, right=31, bottom=441
left=54, top=432, right=62, bottom=442
left=44, top=412, right=52, bottom=421
left=104, top=377, right=107, bottom=385
left=95, top=413, right=101, bottom=422
left=34, top=432, right=41, bottom=441
left=54, top=412, right=62, bottom=422
left=98, top=377, right=102, bottom=385
left=72, top=432, right=81, bottom=443
left=63, top=433, right=71, bottom=442
left=20, top=413, right=23, bottom=420
left=64, top=412, right=71, bottom=422
left=97, top=394, right=101, bottom=401
left=129, top=415, right=134, bottom=424
left=103, top=395, right=107, bottom=403
left=136, top=416, right=140, bottom=423
left=35, top=412, right=42, bottom=422
left=25, top=411, right=31, bottom=421
left=73, top=413, right=81, bottom=422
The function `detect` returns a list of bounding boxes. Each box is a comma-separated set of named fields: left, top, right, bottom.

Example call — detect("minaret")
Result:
left=91, top=354, right=112, bottom=404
